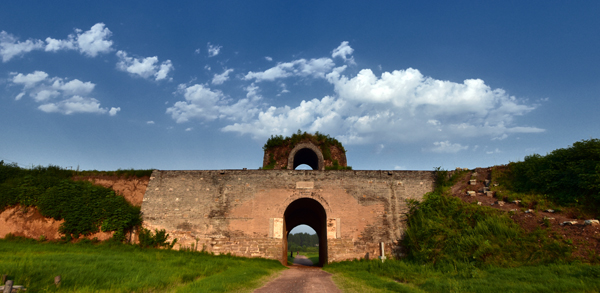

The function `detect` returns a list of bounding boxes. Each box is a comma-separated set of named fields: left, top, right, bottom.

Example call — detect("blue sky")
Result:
left=1, top=1, right=599, bottom=172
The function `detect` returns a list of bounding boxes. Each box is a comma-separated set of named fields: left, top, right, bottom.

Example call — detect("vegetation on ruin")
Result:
left=325, top=138, right=600, bottom=292
left=0, top=237, right=283, bottom=292
left=263, top=130, right=346, bottom=154
left=0, top=162, right=143, bottom=241
left=498, top=138, right=600, bottom=216
left=262, top=130, right=352, bottom=170
left=403, top=168, right=575, bottom=267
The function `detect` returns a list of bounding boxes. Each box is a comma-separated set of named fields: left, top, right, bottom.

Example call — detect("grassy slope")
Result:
left=0, top=238, right=284, bottom=292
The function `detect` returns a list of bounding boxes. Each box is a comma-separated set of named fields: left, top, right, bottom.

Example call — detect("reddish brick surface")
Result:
left=141, top=169, right=434, bottom=263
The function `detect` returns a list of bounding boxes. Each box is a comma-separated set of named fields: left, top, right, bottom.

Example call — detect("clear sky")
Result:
left=1, top=1, right=599, bottom=172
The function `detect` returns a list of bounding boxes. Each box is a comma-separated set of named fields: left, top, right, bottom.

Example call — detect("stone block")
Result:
left=560, top=221, right=578, bottom=226
left=584, top=219, right=599, bottom=226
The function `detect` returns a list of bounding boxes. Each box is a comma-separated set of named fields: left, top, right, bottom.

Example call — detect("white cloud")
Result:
left=244, top=57, right=335, bottom=82
left=12, top=71, right=48, bottom=88
left=265, top=56, right=273, bottom=61
left=0, top=31, right=45, bottom=62
left=75, top=23, right=113, bottom=57
left=166, top=83, right=261, bottom=123
left=51, top=79, right=95, bottom=95
left=167, top=43, right=543, bottom=146
left=108, top=107, right=121, bottom=116
left=207, top=42, right=222, bottom=57
left=45, top=37, right=76, bottom=52
left=221, top=66, right=543, bottom=144
left=1, top=23, right=112, bottom=62
left=331, top=41, right=355, bottom=64
left=39, top=96, right=108, bottom=115
left=429, top=141, right=469, bottom=153
left=212, top=69, right=234, bottom=85
left=147, top=121, right=155, bottom=124
left=185, top=127, right=193, bottom=131
left=116, top=51, right=174, bottom=81
left=195, top=48, right=201, bottom=54
left=11, top=71, right=118, bottom=115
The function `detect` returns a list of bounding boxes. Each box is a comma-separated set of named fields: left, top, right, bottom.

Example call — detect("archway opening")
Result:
left=295, top=164, right=313, bottom=170
left=287, top=225, right=319, bottom=266
left=293, top=148, right=319, bottom=170
left=283, top=198, right=327, bottom=266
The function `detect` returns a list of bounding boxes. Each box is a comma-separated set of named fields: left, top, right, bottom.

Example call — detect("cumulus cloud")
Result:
left=244, top=57, right=335, bottom=82
left=10, top=71, right=118, bottom=115
left=0, top=31, right=45, bottom=62
left=265, top=56, right=273, bottom=61
left=428, top=141, right=469, bottom=153
left=116, top=51, right=174, bottom=81
left=207, top=42, right=222, bottom=57
left=73, top=23, right=113, bottom=57
left=166, top=83, right=261, bottom=123
left=11, top=71, right=49, bottom=88
left=108, top=107, right=121, bottom=116
left=1, top=23, right=113, bottom=62
left=212, top=69, right=234, bottom=85
left=168, top=42, right=543, bottom=146
left=331, top=41, right=355, bottom=64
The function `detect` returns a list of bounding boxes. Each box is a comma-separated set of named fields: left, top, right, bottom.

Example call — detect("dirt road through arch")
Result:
left=254, top=255, right=341, bottom=293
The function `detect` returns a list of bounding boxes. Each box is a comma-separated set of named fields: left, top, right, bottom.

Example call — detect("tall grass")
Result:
left=0, top=238, right=283, bottom=292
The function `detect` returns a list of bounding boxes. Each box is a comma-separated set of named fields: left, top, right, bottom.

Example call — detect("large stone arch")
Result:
left=287, top=142, right=325, bottom=171
left=282, top=197, right=328, bottom=266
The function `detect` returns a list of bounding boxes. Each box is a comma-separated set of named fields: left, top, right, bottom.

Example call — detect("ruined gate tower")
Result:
left=141, top=134, right=434, bottom=265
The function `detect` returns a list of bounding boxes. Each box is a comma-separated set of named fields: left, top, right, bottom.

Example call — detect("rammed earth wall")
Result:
left=141, top=169, right=435, bottom=264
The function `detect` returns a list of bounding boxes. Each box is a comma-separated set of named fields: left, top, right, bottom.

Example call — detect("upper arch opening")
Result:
left=287, top=142, right=325, bottom=171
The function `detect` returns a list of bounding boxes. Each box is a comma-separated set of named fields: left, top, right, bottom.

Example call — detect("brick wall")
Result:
left=141, top=169, right=434, bottom=263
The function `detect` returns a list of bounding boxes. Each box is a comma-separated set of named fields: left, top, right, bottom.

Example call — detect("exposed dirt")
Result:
left=450, top=167, right=600, bottom=260
left=0, top=175, right=149, bottom=240
left=72, top=175, right=149, bottom=207
left=254, top=255, right=340, bottom=293
left=0, top=206, right=113, bottom=241
left=293, top=255, right=315, bottom=266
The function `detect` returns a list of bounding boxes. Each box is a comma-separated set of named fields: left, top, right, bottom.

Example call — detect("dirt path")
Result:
left=254, top=255, right=341, bottom=293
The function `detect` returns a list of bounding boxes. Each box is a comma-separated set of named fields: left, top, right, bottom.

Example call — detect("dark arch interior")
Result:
left=283, top=198, right=327, bottom=266
left=293, top=148, right=319, bottom=170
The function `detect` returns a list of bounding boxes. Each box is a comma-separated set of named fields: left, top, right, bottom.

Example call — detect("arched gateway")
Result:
left=283, top=198, right=328, bottom=265
left=140, top=132, right=436, bottom=264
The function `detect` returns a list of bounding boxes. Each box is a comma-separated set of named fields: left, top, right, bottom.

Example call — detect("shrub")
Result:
left=138, top=228, right=178, bottom=249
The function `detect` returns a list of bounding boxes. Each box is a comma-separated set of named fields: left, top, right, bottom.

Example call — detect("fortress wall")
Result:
left=141, top=169, right=435, bottom=262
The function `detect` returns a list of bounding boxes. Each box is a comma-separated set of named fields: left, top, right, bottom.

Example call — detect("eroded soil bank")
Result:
left=0, top=175, right=149, bottom=240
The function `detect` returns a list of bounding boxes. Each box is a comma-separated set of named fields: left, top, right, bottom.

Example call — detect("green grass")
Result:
left=0, top=238, right=284, bottom=292
left=325, top=259, right=600, bottom=293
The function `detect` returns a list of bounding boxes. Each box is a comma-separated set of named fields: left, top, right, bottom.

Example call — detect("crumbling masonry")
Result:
left=141, top=140, right=434, bottom=265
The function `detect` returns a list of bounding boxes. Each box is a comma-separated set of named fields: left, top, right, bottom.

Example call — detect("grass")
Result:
left=0, top=238, right=284, bottom=292
left=325, top=259, right=600, bottom=293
